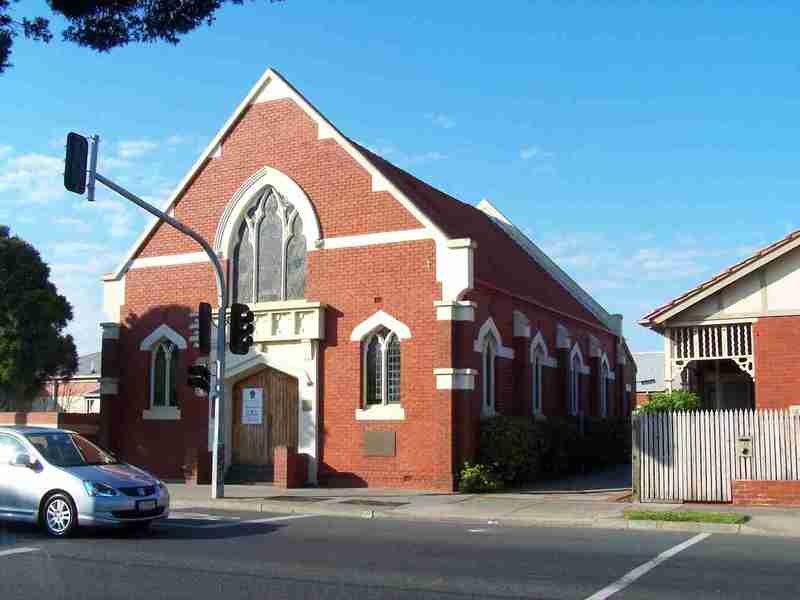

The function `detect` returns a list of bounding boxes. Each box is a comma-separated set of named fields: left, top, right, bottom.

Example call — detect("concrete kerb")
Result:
left=170, top=498, right=793, bottom=537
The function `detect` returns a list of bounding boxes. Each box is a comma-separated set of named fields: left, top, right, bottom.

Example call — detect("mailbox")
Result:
left=736, top=436, right=753, bottom=458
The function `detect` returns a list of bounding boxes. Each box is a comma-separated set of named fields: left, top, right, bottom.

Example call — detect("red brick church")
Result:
left=97, top=68, right=634, bottom=490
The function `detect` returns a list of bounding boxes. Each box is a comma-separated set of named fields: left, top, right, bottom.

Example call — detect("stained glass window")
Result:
left=231, top=186, right=307, bottom=303
left=366, top=336, right=383, bottom=405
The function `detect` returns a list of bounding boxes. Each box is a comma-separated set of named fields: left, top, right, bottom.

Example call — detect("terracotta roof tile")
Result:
left=640, top=230, right=800, bottom=325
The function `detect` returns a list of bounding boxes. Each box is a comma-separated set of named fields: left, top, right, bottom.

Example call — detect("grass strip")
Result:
left=624, top=510, right=749, bottom=525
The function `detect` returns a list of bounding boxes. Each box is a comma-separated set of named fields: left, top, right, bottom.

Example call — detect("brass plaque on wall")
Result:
left=363, top=431, right=396, bottom=457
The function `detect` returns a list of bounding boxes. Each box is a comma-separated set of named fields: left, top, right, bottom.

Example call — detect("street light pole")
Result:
left=93, top=170, right=228, bottom=499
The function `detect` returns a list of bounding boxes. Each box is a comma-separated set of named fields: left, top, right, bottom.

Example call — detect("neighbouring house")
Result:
left=631, top=352, right=681, bottom=407
left=640, top=229, right=800, bottom=412
left=34, top=352, right=103, bottom=414
left=97, top=68, right=634, bottom=491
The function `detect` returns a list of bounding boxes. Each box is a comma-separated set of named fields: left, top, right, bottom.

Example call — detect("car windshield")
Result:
left=24, top=432, right=118, bottom=467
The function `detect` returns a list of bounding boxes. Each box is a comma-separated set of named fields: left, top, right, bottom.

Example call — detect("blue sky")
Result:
left=1, top=1, right=798, bottom=356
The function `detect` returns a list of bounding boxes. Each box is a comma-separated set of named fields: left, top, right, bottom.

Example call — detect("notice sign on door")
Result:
left=241, top=388, right=264, bottom=425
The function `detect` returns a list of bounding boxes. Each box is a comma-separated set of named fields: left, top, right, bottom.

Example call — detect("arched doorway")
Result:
left=230, top=366, right=299, bottom=481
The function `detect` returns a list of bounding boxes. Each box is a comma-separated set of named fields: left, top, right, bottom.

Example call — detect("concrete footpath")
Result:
left=168, top=482, right=800, bottom=539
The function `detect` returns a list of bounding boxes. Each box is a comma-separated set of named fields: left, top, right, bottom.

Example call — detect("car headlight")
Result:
left=83, top=481, right=119, bottom=497
left=157, top=480, right=168, bottom=493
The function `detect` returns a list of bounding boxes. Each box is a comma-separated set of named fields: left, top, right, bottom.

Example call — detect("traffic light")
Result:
left=229, top=302, right=255, bottom=355
left=187, top=364, right=210, bottom=393
left=198, top=302, right=212, bottom=355
left=64, top=132, right=88, bottom=194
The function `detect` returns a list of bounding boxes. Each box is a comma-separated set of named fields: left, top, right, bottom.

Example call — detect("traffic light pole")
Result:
left=94, top=171, right=229, bottom=499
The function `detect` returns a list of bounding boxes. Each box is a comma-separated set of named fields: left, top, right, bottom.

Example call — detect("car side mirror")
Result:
left=11, top=452, right=34, bottom=468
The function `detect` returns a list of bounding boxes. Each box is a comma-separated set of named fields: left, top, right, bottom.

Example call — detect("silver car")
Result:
left=0, top=426, right=170, bottom=537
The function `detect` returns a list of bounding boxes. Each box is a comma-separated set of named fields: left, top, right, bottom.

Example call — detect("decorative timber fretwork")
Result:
left=668, top=323, right=754, bottom=378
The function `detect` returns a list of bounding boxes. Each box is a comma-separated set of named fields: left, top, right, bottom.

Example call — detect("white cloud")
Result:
left=166, top=135, right=189, bottom=146
left=0, top=152, right=65, bottom=203
left=425, top=113, right=456, bottom=129
left=0, top=145, right=12, bottom=159
left=406, top=151, right=448, bottom=165
left=51, top=216, right=92, bottom=233
left=117, top=139, right=159, bottom=160
left=520, top=146, right=553, bottom=161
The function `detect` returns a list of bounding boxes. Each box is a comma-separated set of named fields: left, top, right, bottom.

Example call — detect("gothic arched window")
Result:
left=232, top=187, right=306, bottom=303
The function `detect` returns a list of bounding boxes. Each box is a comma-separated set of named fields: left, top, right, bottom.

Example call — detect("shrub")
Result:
left=633, top=389, right=700, bottom=415
left=476, top=415, right=631, bottom=487
left=458, top=462, right=502, bottom=493
left=478, top=416, right=549, bottom=484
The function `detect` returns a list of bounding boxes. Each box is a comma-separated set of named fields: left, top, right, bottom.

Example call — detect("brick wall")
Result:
left=274, top=446, right=307, bottom=489
left=110, top=92, right=624, bottom=490
left=754, top=316, right=800, bottom=409
left=732, top=480, right=800, bottom=507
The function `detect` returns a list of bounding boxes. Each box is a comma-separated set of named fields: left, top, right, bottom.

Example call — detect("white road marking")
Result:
left=585, top=533, right=711, bottom=600
left=161, top=513, right=316, bottom=529
left=0, top=547, right=39, bottom=558
left=169, top=512, right=241, bottom=521
left=468, top=529, right=488, bottom=533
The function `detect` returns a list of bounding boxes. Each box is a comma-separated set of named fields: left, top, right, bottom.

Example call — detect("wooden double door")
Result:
left=232, top=367, right=299, bottom=466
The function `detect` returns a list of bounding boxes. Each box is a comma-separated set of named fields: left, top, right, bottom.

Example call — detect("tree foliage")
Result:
left=0, top=226, right=77, bottom=408
left=1, top=0, right=284, bottom=74
left=633, top=389, right=701, bottom=415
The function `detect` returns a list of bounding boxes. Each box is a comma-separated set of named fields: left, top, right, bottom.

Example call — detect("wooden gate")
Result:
left=232, top=367, right=299, bottom=466
left=637, top=409, right=800, bottom=503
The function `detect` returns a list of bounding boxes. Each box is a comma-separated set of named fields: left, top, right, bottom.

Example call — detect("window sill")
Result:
left=142, top=407, right=181, bottom=421
left=355, top=404, right=405, bottom=421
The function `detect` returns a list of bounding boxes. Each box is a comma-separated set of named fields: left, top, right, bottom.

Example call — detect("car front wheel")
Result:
left=42, top=493, right=77, bottom=538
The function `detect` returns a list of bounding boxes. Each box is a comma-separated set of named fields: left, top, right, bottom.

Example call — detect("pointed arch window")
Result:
left=532, top=347, right=544, bottom=415
left=151, top=340, right=178, bottom=409
left=569, top=351, right=581, bottom=416
left=599, top=360, right=609, bottom=418
left=232, top=186, right=306, bottom=303
left=363, top=327, right=402, bottom=407
left=482, top=334, right=497, bottom=417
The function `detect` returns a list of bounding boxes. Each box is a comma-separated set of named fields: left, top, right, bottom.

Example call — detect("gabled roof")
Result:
left=640, top=229, right=800, bottom=328
left=106, top=67, right=618, bottom=334
left=354, top=143, right=619, bottom=332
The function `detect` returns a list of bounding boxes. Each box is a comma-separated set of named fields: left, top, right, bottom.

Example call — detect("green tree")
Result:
left=0, top=226, right=77, bottom=409
left=1, top=0, right=285, bottom=74
left=633, top=389, right=700, bottom=415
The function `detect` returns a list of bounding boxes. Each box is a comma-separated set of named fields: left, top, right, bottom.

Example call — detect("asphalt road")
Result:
left=0, top=508, right=797, bottom=599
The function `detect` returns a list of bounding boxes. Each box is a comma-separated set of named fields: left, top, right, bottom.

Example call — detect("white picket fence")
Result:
left=637, top=410, right=800, bottom=503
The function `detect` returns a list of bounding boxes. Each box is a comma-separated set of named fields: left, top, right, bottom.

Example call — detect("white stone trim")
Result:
left=570, top=343, right=590, bottom=375
left=99, top=377, right=119, bottom=395
left=434, top=301, right=476, bottom=322
left=102, top=276, right=125, bottom=323
left=355, top=404, right=406, bottom=421
left=433, top=368, right=477, bottom=390
left=513, top=310, right=531, bottom=338
left=530, top=331, right=558, bottom=368
left=107, top=68, right=449, bottom=282
left=139, top=325, right=188, bottom=351
left=556, top=323, right=572, bottom=350
left=350, top=310, right=412, bottom=341
left=589, top=334, right=602, bottom=358
left=101, top=322, right=120, bottom=340
left=142, top=407, right=182, bottom=421
left=319, top=228, right=431, bottom=250
left=447, top=238, right=477, bottom=250
left=130, top=252, right=209, bottom=270
left=214, top=165, right=322, bottom=256
left=473, top=317, right=515, bottom=359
